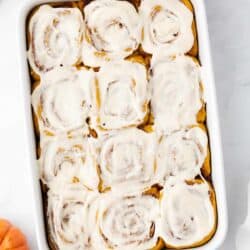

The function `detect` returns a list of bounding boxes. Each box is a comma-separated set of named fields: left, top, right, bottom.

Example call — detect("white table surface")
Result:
left=0, top=0, right=249, bottom=249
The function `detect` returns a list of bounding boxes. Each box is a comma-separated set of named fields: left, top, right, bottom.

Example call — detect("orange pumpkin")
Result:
left=0, top=219, right=29, bottom=250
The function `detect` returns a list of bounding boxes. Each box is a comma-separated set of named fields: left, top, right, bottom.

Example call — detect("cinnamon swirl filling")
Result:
left=139, top=0, right=194, bottom=55
left=156, top=127, right=208, bottom=182
left=160, top=179, right=216, bottom=248
left=98, top=128, right=157, bottom=191
left=82, top=0, right=141, bottom=67
left=39, top=136, right=99, bottom=190
left=95, top=60, right=149, bottom=130
left=31, top=67, right=95, bottom=136
left=47, top=184, right=99, bottom=250
left=150, top=55, right=203, bottom=134
left=28, top=5, right=84, bottom=74
left=93, top=191, right=160, bottom=250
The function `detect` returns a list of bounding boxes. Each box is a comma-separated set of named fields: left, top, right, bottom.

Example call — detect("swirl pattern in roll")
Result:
left=150, top=55, right=203, bottom=134
left=98, top=128, right=157, bottom=191
left=82, top=0, right=141, bottom=67
left=28, top=5, right=84, bottom=74
left=47, top=184, right=98, bottom=250
left=160, top=179, right=216, bottom=248
left=96, top=60, right=149, bottom=130
left=32, top=66, right=94, bottom=136
left=39, top=136, right=99, bottom=190
left=139, top=0, right=194, bottom=55
left=157, top=127, right=208, bottom=182
left=92, top=191, right=160, bottom=250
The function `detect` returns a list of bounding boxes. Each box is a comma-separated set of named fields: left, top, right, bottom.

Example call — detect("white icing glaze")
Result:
left=98, top=128, right=157, bottom=191
left=160, top=179, right=215, bottom=248
left=150, top=55, right=203, bottom=134
left=28, top=5, right=83, bottom=74
left=92, top=191, right=160, bottom=250
left=28, top=3, right=216, bottom=249
left=157, top=127, right=208, bottom=182
left=32, top=66, right=94, bottom=136
left=96, top=60, right=149, bottom=130
left=47, top=183, right=99, bottom=250
left=81, top=193, right=100, bottom=250
left=82, top=0, right=141, bottom=67
left=139, top=0, right=194, bottom=54
left=39, top=136, right=99, bottom=190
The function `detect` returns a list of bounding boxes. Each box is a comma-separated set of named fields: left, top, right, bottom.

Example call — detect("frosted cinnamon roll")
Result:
left=157, top=127, right=208, bottom=182
left=95, top=60, right=149, bottom=130
left=82, top=0, right=141, bottom=67
left=150, top=55, right=203, bottom=134
left=160, top=179, right=216, bottom=248
left=39, top=136, right=99, bottom=190
left=47, top=183, right=98, bottom=250
left=32, top=66, right=94, bottom=136
left=27, top=5, right=83, bottom=75
left=98, top=128, right=156, bottom=192
left=92, top=191, right=160, bottom=250
left=139, top=0, right=194, bottom=55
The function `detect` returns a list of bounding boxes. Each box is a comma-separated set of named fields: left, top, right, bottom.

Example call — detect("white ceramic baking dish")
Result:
left=18, top=0, right=228, bottom=249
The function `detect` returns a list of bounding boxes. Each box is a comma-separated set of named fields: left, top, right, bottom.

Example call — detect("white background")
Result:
left=0, top=0, right=249, bottom=249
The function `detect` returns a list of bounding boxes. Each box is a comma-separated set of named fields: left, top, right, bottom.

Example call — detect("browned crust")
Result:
left=26, top=1, right=217, bottom=250
left=152, top=238, right=165, bottom=250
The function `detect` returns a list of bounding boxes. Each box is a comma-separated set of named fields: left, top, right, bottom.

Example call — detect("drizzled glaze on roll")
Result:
left=92, top=191, right=160, bottom=250
left=160, top=179, right=216, bottom=248
left=39, top=136, right=99, bottom=190
left=98, top=128, right=157, bottom=192
left=139, top=0, right=194, bottom=55
left=82, top=0, right=141, bottom=67
left=32, top=66, right=94, bottom=136
left=95, top=60, right=149, bottom=130
left=150, top=55, right=203, bottom=134
left=157, top=127, right=208, bottom=182
left=28, top=5, right=84, bottom=74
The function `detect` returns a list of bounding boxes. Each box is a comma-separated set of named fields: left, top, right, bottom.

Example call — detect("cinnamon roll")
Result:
left=160, top=179, right=216, bottom=248
left=47, top=183, right=99, bottom=250
left=39, top=136, right=99, bottom=190
left=82, top=0, right=141, bottom=67
left=95, top=60, right=149, bottom=130
left=27, top=5, right=84, bottom=75
left=25, top=1, right=218, bottom=249
left=92, top=191, right=160, bottom=250
left=156, top=127, right=208, bottom=182
left=139, top=0, right=194, bottom=55
left=31, top=66, right=94, bottom=136
left=98, top=128, right=157, bottom=192
left=150, top=55, right=203, bottom=134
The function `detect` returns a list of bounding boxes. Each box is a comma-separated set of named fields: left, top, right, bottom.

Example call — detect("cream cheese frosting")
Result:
left=156, top=127, right=208, bottom=182
left=27, top=2, right=217, bottom=249
left=28, top=5, right=84, bottom=74
left=150, top=55, right=203, bottom=134
left=139, top=0, right=194, bottom=55
left=31, top=66, right=94, bottom=136
left=96, top=60, right=149, bottom=130
left=47, top=183, right=99, bottom=250
left=92, top=191, right=160, bottom=250
left=39, top=136, right=99, bottom=190
left=82, top=0, right=141, bottom=67
left=98, top=128, right=157, bottom=192
left=160, top=179, right=215, bottom=248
